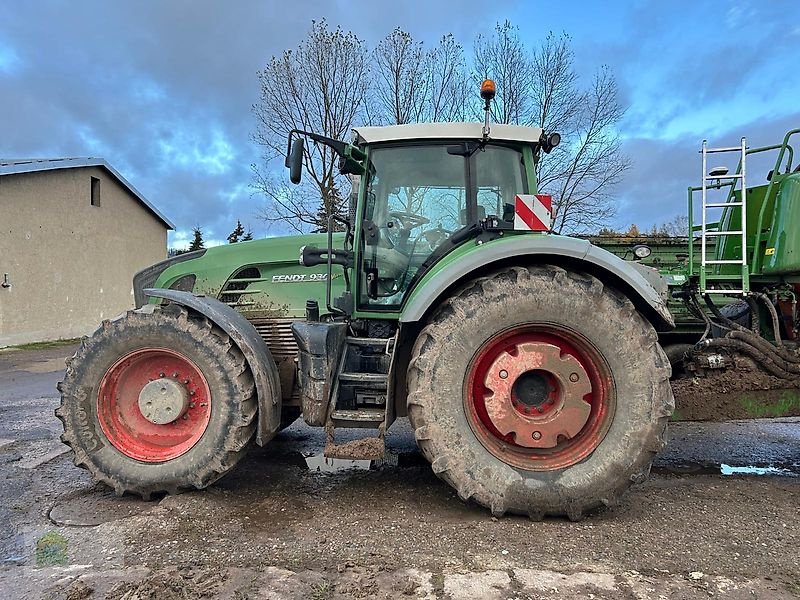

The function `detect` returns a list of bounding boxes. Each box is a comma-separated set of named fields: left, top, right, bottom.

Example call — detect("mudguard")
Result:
left=401, top=235, right=675, bottom=331
left=144, top=289, right=282, bottom=446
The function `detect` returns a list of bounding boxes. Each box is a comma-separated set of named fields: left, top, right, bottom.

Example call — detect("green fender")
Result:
left=400, top=234, right=675, bottom=331
left=144, top=288, right=283, bottom=446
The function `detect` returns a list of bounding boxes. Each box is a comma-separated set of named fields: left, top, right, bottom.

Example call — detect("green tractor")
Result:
left=58, top=82, right=676, bottom=520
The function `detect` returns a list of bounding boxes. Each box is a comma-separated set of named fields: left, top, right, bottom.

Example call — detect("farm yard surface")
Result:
left=0, top=343, right=798, bottom=599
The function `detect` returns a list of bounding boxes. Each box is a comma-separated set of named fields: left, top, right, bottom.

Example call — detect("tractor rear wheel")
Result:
left=407, top=265, right=673, bottom=519
left=57, top=303, right=258, bottom=498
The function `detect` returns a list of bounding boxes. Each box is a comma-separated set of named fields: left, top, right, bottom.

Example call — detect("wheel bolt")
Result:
left=190, top=390, right=196, bottom=396
left=172, top=372, right=178, bottom=378
left=569, top=372, right=579, bottom=382
left=189, top=403, right=195, bottom=409
left=183, top=379, right=189, bottom=385
left=159, top=372, right=165, bottom=378
left=182, top=415, right=188, bottom=420
left=499, top=370, right=508, bottom=379
left=532, top=431, right=542, bottom=440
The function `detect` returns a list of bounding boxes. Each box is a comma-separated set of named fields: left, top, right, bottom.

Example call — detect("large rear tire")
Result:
left=407, top=265, right=673, bottom=519
left=56, top=303, right=258, bottom=498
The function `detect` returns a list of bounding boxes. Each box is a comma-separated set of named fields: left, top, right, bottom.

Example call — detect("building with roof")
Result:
left=0, top=158, right=174, bottom=347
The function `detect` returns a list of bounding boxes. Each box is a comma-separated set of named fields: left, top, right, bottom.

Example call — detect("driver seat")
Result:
left=368, top=246, right=409, bottom=281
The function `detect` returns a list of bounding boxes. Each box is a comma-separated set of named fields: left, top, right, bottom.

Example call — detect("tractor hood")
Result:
left=140, top=233, right=346, bottom=318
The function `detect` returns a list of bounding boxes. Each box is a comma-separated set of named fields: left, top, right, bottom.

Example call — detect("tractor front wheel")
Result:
left=57, top=303, right=258, bottom=498
left=407, top=265, right=673, bottom=519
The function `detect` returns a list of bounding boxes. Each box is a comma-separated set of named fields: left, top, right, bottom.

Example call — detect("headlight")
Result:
left=632, top=244, right=652, bottom=260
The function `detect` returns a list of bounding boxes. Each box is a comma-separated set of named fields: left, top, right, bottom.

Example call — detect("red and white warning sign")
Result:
left=514, top=194, right=552, bottom=232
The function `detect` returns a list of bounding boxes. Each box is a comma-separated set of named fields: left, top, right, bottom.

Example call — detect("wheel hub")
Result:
left=483, top=341, right=592, bottom=448
left=97, top=348, right=211, bottom=462
left=138, top=378, right=190, bottom=425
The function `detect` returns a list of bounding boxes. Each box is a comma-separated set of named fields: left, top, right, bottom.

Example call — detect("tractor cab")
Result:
left=285, top=83, right=561, bottom=317
left=352, top=122, right=547, bottom=307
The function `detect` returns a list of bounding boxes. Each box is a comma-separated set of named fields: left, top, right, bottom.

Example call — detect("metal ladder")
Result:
left=324, top=336, right=393, bottom=460
left=700, top=137, right=750, bottom=295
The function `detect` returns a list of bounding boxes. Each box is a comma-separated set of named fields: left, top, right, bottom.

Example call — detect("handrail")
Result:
left=685, top=129, right=798, bottom=282
left=750, top=128, right=799, bottom=271
left=687, top=187, right=694, bottom=275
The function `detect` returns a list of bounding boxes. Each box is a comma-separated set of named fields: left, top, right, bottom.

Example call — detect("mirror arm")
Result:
left=287, top=128, right=348, bottom=159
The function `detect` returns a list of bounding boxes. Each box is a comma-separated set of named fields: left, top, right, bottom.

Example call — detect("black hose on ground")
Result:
left=702, top=293, right=799, bottom=363
left=700, top=337, right=796, bottom=380
left=728, top=331, right=800, bottom=372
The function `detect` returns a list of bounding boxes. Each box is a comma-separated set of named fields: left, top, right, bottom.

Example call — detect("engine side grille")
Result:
left=249, top=317, right=299, bottom=403
left=220, top=267, right=263, bottom=306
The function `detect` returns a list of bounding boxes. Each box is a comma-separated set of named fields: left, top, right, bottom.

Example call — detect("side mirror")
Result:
left=287, top=137, right=304, bottom=184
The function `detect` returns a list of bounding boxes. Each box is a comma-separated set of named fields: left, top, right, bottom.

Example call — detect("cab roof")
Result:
left=352, top=122, right=544, bottom=145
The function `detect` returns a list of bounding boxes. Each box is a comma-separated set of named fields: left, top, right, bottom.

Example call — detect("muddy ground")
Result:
left=0, top=343, right=799, bottom=599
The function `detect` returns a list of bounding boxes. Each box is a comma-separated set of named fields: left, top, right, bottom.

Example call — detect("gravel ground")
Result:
left=0, top=343, right=798, bottom=599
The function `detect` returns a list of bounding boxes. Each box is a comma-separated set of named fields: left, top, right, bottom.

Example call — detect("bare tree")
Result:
left=529, top=33, right=582, bottom=137
left=371, top=28, right=428, bottom=125
left=473, top=21, right=534, bottom=125
left=252, top=21, right=626, bottom=234
left=473, top=28, right=628, bottom=233
left=252, top=20, right=369, bottom=232
left=426, top=34, right=471, bottom=122
left=369, top=31, right=472, bottom=216
left=540, top=65, right=630, bottom=234
left=370, top=30, right=471, bottom=125
left=657, top=215, right=690, bottom=237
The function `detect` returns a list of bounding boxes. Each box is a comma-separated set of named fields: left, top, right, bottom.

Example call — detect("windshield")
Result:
left=360, top=143, right=527, bottom=308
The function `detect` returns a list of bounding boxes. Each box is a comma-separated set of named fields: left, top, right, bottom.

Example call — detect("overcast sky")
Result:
left=2, top=0, right=798, bottom=247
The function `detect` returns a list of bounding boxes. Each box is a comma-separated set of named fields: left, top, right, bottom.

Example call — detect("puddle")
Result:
left=655, top=462, right=799, bottom=477
left=49, top=488, right=157, bottom=526
left=305, top=455, right=371, bottom=473
left=302, top=450, right=425, bottom=473
left=720, top=464, right=796, bottom=476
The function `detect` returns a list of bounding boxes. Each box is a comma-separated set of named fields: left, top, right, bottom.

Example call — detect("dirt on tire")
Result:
left=56, top=303, right=261, bottom=498
left=406, top=264, right=674, bottom=519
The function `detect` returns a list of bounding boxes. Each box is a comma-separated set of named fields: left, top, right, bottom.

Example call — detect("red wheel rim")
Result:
left=97, top=348, right=211, bottom=462
left=465, top=324, right=614, bottom=471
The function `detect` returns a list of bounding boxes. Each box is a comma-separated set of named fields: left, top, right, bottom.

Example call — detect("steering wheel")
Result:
left=389, top=210, right=430, bottom=230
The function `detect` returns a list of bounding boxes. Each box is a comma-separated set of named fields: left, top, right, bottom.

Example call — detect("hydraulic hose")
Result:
left=751, top=291, right=783, bottom=347
left=700, top=338, right=797, bottom=380
left=703, top=293, right=797, bottom=362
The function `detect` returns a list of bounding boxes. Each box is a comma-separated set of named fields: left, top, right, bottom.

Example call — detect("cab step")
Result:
left=323, top=432, right=385, bottom=460
left=331, top=407, right=385, bottom=425
left=339, top=372, right=388, bottom=386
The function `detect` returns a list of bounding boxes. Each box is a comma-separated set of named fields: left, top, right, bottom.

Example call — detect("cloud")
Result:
left=0, top=40, right=22, bottom=74
left=0, top=0, right=797, bottom=245
left=616, top=110, right=800, bottom=230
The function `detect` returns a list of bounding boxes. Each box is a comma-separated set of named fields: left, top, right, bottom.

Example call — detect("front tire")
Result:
left=407, top=265, right=673, bottom=519
left=56, top=303, right=258, bottom=498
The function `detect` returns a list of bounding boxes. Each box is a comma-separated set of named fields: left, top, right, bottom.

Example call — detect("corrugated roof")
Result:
left=0, top=157, right=174, bottom=229
left=352, top=122, right=544, bottom=145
